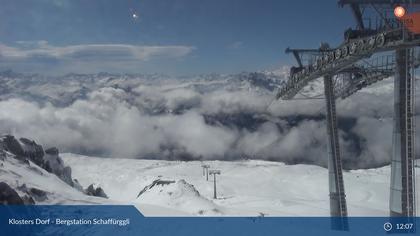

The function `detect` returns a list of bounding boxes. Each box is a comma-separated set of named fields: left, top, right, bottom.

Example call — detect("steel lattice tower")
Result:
left=274, top=0, right=420, bottom=227
left=390, top=47, right=416, bottom=217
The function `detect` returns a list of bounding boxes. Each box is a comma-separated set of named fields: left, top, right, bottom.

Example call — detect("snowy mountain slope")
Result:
left=0, top=143, right=190, bottom=216
left=0, top=152, right=105, bottom=205
left=62, top=153, right=420, bottom=216
left=1, top=141, right=418, bottom=217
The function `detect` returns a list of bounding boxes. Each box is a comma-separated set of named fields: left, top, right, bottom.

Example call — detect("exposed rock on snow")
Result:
left=45, top=147, right=59, bottom=155
left=0, top=135, right=25, bottom=158
left=0, top=135, right=75, bottom=187
left=0, top=182, right=25, bottom=205
left=0, top=135, right=110, bottom=205
left=85, top=184, right=108, bottom=199
left=73, top=179, right=84, bottom=192
left=136, top=179, right=222, bottom=215
left=44, top=147, right=74, bottom=186
left=17, top=184, right=48, bottom=202
left=19, top=137, right=44, bottom=167
left=137, top=179, right=175, bottom=197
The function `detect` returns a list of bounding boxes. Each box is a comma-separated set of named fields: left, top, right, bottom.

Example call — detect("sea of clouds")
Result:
left=0, top=71, right=418, bottom=169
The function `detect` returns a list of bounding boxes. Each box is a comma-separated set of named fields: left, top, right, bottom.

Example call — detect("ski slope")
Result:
left=62, top=153, right=420, bottom=216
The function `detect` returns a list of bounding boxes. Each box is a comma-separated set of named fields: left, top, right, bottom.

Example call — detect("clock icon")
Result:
left=384, top=222, right=393, bottom=232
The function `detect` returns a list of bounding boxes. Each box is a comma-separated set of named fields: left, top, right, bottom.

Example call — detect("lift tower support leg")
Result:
left=213, top=174, right=217, bottom=199
left=324, top=75, right=348, bottom=229
left=390, top=48, right=416, bottom=217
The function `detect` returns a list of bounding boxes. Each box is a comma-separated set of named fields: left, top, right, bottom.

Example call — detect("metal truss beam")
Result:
left=324, top=75, right=348, bottom=230
left=390, top=48, right=416, bottom=217
left=335, top=64, right=395, bottom=99
left=285, top=47, right=332, bottom=68
left=350, top=3, right=365, bottom=29
left=276, top=29, right=420, bottom=100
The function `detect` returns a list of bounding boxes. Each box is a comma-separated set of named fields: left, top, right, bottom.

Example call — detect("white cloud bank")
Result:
left=0, top=41, right=195, bottom=74
left=0, top=73, right=418, bottom=169
left=0, top=41, right=194, bottom=61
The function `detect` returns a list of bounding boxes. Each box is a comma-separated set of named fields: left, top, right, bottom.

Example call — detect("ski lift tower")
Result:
left=275, top=0, right=420, bottom=222
left=209, top=170, right=221, bottom=199
left=202, top=164, right=210, bottom=181
left=338, top=0, right=419, bottom=218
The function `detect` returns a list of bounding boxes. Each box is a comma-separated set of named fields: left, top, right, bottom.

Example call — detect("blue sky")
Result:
left=0, top=0, right=354, bottom=75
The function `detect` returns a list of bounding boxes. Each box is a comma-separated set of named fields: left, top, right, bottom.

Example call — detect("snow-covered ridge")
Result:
left=0, top=70, right=287, bottom=107
left=0, top=135, right=108, bottom=205
left=1, top=135, right=419, bottom=216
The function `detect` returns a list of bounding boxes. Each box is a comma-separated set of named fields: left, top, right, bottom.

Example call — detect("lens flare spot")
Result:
left=394, top=6, right=406, bottom=18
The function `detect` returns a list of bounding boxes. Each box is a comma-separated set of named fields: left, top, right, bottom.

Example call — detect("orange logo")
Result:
left=393, top=5, right=420, bottom=34
left=400, top=12, right=420, bottom=34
